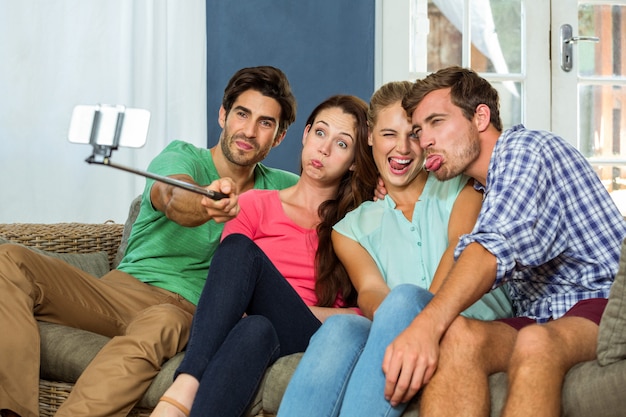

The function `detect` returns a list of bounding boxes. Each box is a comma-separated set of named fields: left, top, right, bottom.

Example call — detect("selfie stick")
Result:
left=86, top=155, right=227, bottom=200
left=83, top=107, right=227, bottom=201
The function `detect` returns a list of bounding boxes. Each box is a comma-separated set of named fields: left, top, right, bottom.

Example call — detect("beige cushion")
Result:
left=597, top=238, right=626, bottom=366
left=0, top=237, right=109, bottom=277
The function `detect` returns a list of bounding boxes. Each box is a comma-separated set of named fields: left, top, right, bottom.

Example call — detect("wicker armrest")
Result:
left=0, top=222, right=124, bottom=269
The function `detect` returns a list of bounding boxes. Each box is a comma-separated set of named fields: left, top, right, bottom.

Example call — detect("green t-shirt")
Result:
left=116, top=140, right=299, bottom=305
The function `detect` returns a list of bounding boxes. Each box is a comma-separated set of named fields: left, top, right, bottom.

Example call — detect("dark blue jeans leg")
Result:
left=176, top=234, right=322, bottom=416
left=190, top=315, right=280, bottom=417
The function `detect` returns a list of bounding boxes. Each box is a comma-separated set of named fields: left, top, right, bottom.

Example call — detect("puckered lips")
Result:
left=389, top=157, right=412, bottom=175
left=425, top=154, right=443, bottom=171
left=235, top=139, right=254, bottom=151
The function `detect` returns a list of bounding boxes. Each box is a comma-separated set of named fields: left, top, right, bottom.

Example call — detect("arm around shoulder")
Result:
left=429, top=181, right=483, bottom=293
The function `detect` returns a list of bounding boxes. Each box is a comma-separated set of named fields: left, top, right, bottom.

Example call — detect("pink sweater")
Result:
left=222, top=189, right=343, bottom=307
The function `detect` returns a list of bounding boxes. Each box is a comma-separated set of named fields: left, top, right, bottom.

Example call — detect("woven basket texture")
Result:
left=38, top=380, right=152, bottom=417
left=0, top=222, right=123, bottom=268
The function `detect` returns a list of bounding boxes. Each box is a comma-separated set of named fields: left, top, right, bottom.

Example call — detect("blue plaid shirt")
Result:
left=456, top=125, right=626, bottom=322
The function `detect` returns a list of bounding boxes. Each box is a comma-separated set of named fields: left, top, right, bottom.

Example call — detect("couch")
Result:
left=1, top=197, right=626, bottom=417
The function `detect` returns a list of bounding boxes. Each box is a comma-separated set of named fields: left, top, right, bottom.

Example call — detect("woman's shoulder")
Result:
left=424, top=173, right=469, bottom=199
left=335, top=199, right=385, bottom=234
left=239, top=189, right=280, bottom=206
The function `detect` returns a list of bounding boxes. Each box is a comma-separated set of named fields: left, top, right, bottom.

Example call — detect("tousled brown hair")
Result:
left=402, top=66, right=503, bottom=132
left=222, top=66, right=297, bottom=137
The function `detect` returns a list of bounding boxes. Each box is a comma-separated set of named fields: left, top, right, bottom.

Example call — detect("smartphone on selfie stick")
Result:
left=68, top=104, right=227, bottom=200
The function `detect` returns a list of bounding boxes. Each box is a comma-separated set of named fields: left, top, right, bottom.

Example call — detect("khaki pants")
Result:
left=0, top=244, right=195, bottom=417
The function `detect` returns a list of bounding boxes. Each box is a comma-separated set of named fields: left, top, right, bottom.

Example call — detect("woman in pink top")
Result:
left=151, top=95, right=378, bottom=417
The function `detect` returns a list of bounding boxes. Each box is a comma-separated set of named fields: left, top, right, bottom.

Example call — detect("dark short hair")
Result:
left=222, top=66, right=297, bottom=136
left=403, top=66, right=503, bottom=132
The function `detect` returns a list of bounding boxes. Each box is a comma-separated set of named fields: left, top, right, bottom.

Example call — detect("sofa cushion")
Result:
left=0, top=237, right=109, bottom=277
left=39, top=321, right=110, bottom=381
left=597, top=238, right=626, bottom=366
left=113, top=195, right=142, bottom=268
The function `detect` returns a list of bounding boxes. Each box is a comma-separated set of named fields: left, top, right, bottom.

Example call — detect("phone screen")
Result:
left=68, top=105, right=150, bottom=148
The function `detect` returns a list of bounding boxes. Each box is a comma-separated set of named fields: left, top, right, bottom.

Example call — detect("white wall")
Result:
left=0, top=0, right=207, bottom=224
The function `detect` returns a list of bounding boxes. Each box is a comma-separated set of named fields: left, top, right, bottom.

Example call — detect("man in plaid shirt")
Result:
left=380, top=66, right=626, bottom=417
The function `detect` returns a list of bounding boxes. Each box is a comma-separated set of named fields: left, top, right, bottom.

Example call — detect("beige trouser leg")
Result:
left=0, top=244, right=195, bottom=417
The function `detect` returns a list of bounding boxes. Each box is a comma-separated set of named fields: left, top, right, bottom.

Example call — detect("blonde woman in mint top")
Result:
left=277, top=81, right=512, bottom=417
left=150, top=95, right=378, bottom=417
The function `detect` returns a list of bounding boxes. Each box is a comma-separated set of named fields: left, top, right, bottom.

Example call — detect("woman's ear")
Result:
left=302, top=124, right=311, bottom=145
left=367, top=130, right=374, bottom=146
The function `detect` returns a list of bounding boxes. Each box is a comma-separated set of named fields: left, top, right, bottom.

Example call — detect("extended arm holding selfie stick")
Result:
left=70, top=104, right=227, bottom=200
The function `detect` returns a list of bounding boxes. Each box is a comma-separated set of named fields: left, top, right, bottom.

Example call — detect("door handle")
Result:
left=560, top=23, right=600, bottom=72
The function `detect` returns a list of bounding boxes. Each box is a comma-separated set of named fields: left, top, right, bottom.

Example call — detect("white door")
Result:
left=552, top=0, right=626, bottom=212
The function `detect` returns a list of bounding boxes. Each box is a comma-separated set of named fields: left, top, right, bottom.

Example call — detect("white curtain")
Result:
left=0, top=0, right=207, bottom=224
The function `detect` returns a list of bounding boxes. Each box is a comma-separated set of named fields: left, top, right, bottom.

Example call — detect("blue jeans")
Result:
left=277, top=284, right=433, bottom=417
left=176, top=234, right=322, bottom=417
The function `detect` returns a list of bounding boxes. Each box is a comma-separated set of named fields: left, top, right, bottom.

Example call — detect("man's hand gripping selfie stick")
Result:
left=72, top=104, right=227, bottom=201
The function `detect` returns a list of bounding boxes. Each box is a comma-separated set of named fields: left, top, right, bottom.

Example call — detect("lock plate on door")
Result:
left=560, top=23, right=600, bottom=72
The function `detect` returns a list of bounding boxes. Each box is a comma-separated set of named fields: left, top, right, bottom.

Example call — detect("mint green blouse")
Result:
left=333, top=173, right=512, bottom=320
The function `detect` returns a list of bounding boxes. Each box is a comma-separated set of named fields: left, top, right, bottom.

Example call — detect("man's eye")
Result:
left=315, top=129, right=325, bottom=137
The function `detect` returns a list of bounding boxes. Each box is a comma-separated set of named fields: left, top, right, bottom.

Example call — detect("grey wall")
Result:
left=206, top=0, right=375, bottom=173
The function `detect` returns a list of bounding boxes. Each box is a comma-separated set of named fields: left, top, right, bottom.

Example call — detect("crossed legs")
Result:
left=419, top=315, right=600, bottom=417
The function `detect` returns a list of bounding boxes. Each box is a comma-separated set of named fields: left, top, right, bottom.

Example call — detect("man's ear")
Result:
left=272, top=130, right=287, bottom=148
left=218, top=106, right=227, bottom=128
left=474, top=104, right=491, bottom=132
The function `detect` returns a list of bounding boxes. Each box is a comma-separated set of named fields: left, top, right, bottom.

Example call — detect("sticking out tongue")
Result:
left=425, top=155, right=443, bottom=171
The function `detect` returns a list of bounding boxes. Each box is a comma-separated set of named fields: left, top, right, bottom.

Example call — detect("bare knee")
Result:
left=509, top=324, right=566, bottom=374
left=513, top=324, right=553, bottom=358
left=441, top=318, right=489, bottom=359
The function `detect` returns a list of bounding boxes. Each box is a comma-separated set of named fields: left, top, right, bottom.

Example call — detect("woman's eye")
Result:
left=337, top=140, right=348, bottom=149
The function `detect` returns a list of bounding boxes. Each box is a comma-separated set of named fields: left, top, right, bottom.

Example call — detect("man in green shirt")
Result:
left=0, top=66, right=298, bottom=417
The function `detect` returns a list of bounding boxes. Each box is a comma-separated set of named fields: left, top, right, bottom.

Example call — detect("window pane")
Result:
left=579, top=84, right=625, bottom=157
left=417, top=0, right=522, bottom=74
left=494, top=81, right=523, bottom=129
left=582, top=83, right=626, bottom=214
left=578, top=4, right=625, bottom=77
left=480, top=0, right=523, bottom=74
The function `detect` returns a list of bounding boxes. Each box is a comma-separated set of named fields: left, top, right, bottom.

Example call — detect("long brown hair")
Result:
left=312, top=95, right=377, bottom=307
